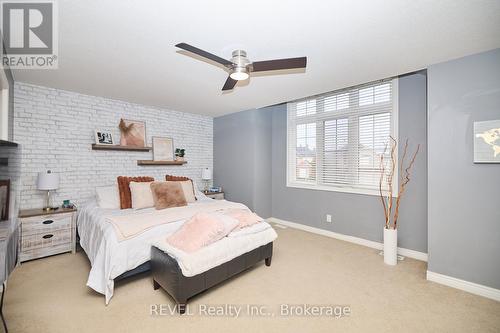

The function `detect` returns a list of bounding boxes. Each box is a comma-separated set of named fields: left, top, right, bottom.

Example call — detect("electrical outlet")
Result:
left=326, top=214, right=332, bottom=223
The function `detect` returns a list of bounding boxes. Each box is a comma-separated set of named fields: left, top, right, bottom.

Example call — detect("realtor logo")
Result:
left=0, top=0, right=58, bottom=69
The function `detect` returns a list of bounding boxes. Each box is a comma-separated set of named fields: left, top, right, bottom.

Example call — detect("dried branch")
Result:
left=400, top=139, right=409, bottom=192
left=379, top=137, right=419, bottom=230
left=379, top=144, right=389, bottom=227
left=386, top=136, right=397, bottom=229
left=393, top=143, right=420, bottom=229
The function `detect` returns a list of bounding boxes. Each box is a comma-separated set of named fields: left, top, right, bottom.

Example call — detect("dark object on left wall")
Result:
left=0, top=180, right=10, bottom=221
left=0, top=140, right=17, bottom=147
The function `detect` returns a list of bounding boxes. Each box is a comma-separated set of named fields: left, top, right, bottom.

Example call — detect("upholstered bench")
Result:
left=151, top=242, right=273, bottom=314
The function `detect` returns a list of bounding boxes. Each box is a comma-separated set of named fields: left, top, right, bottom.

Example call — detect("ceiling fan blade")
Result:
left=251, top=57, right=307, bottom=72
left=222, top=76, right=237, bottom=91
left=175, top=43, right=233, bottom=67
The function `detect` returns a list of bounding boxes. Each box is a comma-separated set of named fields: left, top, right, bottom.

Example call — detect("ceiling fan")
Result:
left=175, top=43, right=307, bottom=91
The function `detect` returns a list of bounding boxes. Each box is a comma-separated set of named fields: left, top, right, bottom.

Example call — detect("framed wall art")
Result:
left=153, top=137, right=174, bottom=161
left=474, top=119, right=500, bottom=163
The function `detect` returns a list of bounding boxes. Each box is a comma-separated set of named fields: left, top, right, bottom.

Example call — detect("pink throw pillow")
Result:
left=166, top=213, right=237, bottom=253
left=225, top=209, right=263, bottom=230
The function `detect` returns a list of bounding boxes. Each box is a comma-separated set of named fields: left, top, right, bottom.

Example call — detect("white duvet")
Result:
left=77, top=197, right=276, bottom=304
left=77, top=201, right=185, bottom=304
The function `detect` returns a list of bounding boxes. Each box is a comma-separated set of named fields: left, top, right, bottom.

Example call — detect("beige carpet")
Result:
left=4, top=225, right=500, bottom=333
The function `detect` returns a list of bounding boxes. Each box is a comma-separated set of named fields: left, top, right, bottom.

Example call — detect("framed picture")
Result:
left=153, top=137, right=174, bottom=161
left=119, top=119, right=146, bottom=147
left=0, top=180, right=10, bottom=221
left=95, top=130, right=114, bottom=145
left=474, top=119, right=500, bottom=163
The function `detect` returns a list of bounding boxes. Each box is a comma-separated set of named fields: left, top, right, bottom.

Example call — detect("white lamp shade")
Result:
left=201, top=168, right=212, bottom=180
left=37, top=172, right=60, bottom=190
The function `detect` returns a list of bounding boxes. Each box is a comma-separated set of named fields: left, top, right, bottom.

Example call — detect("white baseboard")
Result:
left=427, top=271, right=500, bottom=302
left=267, top=217, right=428, bottom=262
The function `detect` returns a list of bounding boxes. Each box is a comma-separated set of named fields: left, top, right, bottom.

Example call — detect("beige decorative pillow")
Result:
left=150, top=181, right=187, bottom=210
left=129, top=181, right=154, bottom=209
left=178, top=180, right=196, bottom=203
left=117, top=176, right=154, bottom=209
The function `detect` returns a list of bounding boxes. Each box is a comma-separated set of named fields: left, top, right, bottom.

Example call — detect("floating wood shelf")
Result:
left=91, top=144, right=152, bottom=152
left=137, top=160, right=187, bottom=166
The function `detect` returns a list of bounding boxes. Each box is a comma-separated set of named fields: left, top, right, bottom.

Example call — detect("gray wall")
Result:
left=271, top=73, right=427, bottom=252
left=214, top=108, right=272, bottom=217
left=214, top=73, right=427, bottom=252
left=427, top=48, right=500, bottom=289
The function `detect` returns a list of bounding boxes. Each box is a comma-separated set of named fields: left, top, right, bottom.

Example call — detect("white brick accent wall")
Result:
left=13, top=82, right=213, bottom=209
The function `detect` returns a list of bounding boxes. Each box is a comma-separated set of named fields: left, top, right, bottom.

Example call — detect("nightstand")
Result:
left=18, top=207, right=77, bottom=262
left=205, top=191, right=224, bottom=200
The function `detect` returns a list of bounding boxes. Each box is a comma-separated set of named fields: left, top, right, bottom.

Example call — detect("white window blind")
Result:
left=287, top=78, right=398, bottom=196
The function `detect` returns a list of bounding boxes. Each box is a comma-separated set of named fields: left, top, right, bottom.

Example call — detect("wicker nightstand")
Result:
left=18, top=207, right=77, bottom=262
left=204, top=191, right=224, bottom=200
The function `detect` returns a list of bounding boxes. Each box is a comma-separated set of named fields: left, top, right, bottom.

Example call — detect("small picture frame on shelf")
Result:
left=153, top=137, right=174, bottom=161
left=95, top=130, right=114, bottom=145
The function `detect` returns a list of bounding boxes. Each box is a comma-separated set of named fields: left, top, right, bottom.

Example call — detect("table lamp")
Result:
left=37, top=170, right=60, bottom=211
left=201, top=168, right=212, bottom=193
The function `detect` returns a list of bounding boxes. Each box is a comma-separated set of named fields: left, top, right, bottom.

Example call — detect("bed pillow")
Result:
left=95, top=185, right=120, bottom=209
left=177, top=180, right=196, bottom=203
left=129, top=181, right=154, bottom=209
left=150, top=181, right=187, bottom=210
left=165, top=175, right=196, bottom=201
left=193, top=182, right=210, bottom=201
left=166, top=212, right=237, bottom=253
left=117, top=176, right=155, bottom=209
left=225, top=209, right=263, bottom=230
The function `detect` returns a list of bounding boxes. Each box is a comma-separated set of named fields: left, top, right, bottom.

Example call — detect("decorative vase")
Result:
left=383, top=228, right=398, bottom=265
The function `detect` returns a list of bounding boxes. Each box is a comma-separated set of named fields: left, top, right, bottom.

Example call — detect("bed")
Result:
left=77, top=192, right=276, bottom=304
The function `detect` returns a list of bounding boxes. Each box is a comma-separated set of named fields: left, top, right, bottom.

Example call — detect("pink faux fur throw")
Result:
left=225, top=209, right=263, bottom=230
left=166, top=212, right=238, bottom=253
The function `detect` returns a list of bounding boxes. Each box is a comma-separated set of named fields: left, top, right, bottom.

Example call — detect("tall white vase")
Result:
left=383, top=228, right=398, bottom=265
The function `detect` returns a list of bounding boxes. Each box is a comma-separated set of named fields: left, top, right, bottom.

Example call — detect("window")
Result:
left=287, top=79, right=398, bottom=196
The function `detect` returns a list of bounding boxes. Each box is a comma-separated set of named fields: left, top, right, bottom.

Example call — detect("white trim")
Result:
left=268, top=217, right=428, bottom=262
left=427, top=271, right=500, bottom=302
left=286, top=181, right=392, bottom=197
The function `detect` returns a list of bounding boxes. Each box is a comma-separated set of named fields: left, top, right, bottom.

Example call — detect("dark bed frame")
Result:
left=151, top=242, right=273, bottom=314
left=115, top=261, right=151, bottom=281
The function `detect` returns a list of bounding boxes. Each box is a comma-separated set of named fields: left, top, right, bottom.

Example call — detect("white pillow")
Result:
left=96, top=185, right=120, bottom=209
left=178, top=180, right=196, bottom=203
left=193, top=182, right=210, bottom=201
left=129, top=181, right=154, bottom=209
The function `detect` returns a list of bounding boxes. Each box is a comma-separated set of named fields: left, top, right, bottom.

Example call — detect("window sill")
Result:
left=286, top=181, right=397, bottom=197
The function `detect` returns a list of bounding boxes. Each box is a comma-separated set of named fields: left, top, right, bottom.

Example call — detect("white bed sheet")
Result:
left=77, top=194, right=214, bottom=304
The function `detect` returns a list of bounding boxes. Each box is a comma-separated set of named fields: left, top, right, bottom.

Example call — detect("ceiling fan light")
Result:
left=230, top=68, right=249, bottom=81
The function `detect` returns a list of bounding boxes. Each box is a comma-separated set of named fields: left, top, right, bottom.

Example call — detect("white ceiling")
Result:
left=12, top=0, right=500, bottom=117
